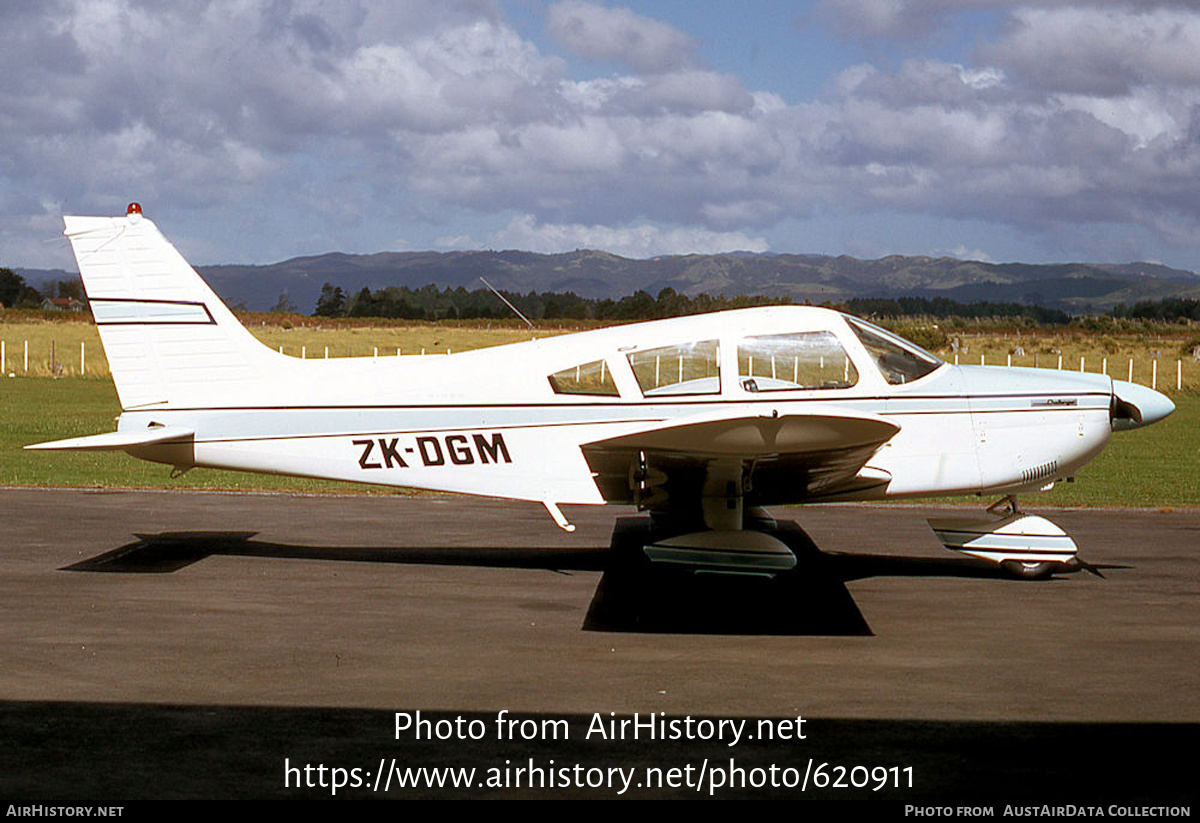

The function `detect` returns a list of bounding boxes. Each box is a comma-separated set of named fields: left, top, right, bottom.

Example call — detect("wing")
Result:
left=580, top=408, right=899, bottom=511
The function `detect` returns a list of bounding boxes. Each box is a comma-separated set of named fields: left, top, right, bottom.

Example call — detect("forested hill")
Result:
left=22, top=251, right=1200, bottom=314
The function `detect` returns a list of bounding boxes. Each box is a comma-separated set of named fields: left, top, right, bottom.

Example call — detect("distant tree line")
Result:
left=1110, top=297, right=1200, bottom=322
left=844, top=296, right=1071, bottom=325
left=3, top=268, right=1195, bottom=326
left=311, top=283, right=792, bottom=321
left=0, top=268, right=84, bottom=309
left=309, top=282, right=1091, bottom=324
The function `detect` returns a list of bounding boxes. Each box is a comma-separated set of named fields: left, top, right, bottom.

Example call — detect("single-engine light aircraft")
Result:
left=30, top=205, right=1175, bottom=578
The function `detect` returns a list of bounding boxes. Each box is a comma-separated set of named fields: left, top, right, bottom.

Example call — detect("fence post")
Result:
left=1178, top=359, right=1182, bottom=391
left=1102, top=357, right=1107, bottom=375
left=1128, top=359, right=1133, bottom=382
left=81, top=341, right=85, bottom=375
left=24, top=340, right=29, bottom=372
left=1, top=340, right=5, bottom=373
left=1007, top=353, right=1011, bottom=367
left=1152, top=359, right=1158, bottom=390
left=1079, top=356, right=1085, bottom=372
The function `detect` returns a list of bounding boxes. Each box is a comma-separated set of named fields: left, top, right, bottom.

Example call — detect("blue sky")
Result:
left=3, top=1, right=1200, bottom=276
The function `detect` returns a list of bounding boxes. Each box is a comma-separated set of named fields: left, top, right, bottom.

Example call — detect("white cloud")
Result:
left=0, top=1, right=571, bottom=217
left=557, top=70, right=754, bottom=116
left=795, top=5, right=1200, bottom=243
left=981, top=6, right=1200, bottom=96
left=700, top=200, right=781, bottom=227
left=1057, top=88, right=1190, bottom=149
left=947, top=245, right=993, bottom=262
left=625, top=71, right=755, bottom=116
left=481, top=214, right=769, bottom=257
left=818, top=1, right=1200, bottom=42
left=546, top=0, right=696, bottom=73
left=4, top=0, right=1200, bottom=272
left=817, top=0, right=916, bottom=39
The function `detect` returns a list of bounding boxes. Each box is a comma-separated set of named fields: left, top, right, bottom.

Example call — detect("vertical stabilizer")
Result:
left=64, top=205, right=283, bottom=410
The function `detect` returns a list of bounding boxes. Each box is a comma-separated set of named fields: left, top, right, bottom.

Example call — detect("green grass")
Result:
left=1038, top=393, right=1200, bottom=507
left=1, top=377, right=393, bottom=494
left=4, top=376, right=1198, bottom=506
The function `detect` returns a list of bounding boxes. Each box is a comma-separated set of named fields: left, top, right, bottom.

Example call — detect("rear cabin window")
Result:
left=737, top=332, right=858, bottom=391
left=548, top=360, right=619, bottom=396
left=626, top=340, right=720, bottom=397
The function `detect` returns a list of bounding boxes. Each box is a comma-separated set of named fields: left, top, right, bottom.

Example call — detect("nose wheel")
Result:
left=1000, top=559, right=1057, bottom=580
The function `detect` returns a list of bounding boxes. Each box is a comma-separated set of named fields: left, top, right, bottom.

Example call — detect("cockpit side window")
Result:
left=845, top=317, right=942, bottom=385
left=737, top=332, right=858, bottom=392
left=627, top=340, right=720, bottom=397
left=548, top=359, right=620, bottom=396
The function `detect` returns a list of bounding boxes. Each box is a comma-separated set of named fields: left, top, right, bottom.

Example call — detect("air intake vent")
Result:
left=1020, top=461, right=1058, bottom=484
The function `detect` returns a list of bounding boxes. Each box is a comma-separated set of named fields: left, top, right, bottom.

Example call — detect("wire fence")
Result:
left=949, top=350, right=1197, bottom=392
left=4, top=336, right=1198, bottom=393
left=0, top=339, right=465, bottom=379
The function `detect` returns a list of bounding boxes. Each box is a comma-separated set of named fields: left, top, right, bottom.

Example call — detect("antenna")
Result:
left=478, top=276, right=535, bottom=329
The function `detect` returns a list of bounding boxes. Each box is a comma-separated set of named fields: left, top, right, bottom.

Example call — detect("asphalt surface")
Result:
left=1, top=488, right=1196, bottom=801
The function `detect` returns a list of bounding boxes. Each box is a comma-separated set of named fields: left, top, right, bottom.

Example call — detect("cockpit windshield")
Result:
left=844, top=316, right=942, bottom=385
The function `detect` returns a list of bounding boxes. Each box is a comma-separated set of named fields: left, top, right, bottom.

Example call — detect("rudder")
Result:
left=64, top=204, right=283, bottom=410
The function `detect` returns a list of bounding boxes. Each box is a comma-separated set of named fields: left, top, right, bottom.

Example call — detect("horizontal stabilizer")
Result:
left=644, top=530, right=797, bottom=571
left=26, top=426, right=195, bottom=452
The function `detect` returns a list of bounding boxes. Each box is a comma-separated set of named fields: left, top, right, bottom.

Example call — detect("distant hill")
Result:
left=20, top=251, right=1200, bottom=314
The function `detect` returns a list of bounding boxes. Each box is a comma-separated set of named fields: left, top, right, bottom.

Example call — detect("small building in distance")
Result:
left=41, top=297, right=87, bottom=312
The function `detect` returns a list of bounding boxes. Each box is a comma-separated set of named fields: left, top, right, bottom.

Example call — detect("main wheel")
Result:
left=1001, top=560, right=1056, bottom=580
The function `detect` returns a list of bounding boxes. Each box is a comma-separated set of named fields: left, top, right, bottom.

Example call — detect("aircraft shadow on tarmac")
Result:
left=60, top=518, right=1112, bottom=637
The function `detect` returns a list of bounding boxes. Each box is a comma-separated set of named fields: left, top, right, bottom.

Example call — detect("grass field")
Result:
left=0, top=317, right=563, bottom=378
left=940, top=329, right=1200, bottom=392
left=1, top=377, right=394, bottom=494
left=3, top=375, right=1197, bottom=507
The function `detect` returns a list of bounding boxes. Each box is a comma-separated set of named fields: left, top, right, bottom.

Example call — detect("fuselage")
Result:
left=112, top=305, right=1136, bottom=507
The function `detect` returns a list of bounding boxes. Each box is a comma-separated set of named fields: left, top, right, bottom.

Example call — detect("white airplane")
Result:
left=29, top=204, right=1175, bottom=578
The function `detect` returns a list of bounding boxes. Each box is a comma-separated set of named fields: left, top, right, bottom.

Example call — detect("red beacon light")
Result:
left=126, top=202, right=143, bottom=216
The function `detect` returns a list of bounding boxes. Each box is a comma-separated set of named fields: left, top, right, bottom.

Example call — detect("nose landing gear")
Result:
left=928, top=496, right=1080, bottom=580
